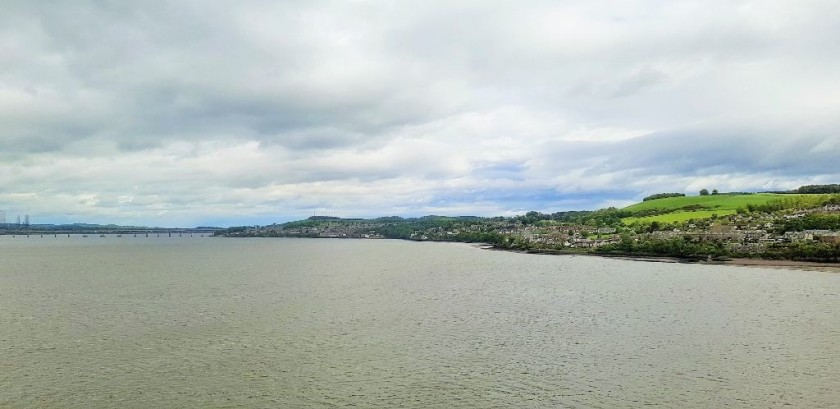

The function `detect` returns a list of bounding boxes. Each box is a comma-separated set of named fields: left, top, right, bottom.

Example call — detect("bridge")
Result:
left=0, top=228, right=222, bottom=237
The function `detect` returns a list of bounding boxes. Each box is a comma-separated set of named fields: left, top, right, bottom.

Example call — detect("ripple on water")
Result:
left=0, top=237, right=838, bottom=408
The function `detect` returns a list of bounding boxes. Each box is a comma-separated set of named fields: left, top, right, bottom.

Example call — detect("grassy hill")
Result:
left=621, top=193, right=817, bottom=224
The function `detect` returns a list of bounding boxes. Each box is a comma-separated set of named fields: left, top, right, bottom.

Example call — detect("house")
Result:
left=784, top=231, right=814, bottom=242
left=710, top=224, right=736, bottom=234
left=815, top=232, right=840, bottom=244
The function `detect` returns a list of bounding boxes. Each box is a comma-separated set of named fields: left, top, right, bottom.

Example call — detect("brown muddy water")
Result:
left=1, top=236, right=838, bottom=408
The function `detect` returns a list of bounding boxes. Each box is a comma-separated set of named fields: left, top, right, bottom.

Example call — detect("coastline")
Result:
left=722, top=258, right=840, bottom=272
left=471, top=243, right=840, bottom=273
left=608, top=254, right=840, bottom=273
left=221, top=237, right=840, bottom=273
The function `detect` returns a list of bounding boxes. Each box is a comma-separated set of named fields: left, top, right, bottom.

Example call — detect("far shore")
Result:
left=469, top=243, right=840, bottom=273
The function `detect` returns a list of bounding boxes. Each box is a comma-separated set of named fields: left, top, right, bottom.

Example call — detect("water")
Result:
left=1, top=236, right=838, bottom=408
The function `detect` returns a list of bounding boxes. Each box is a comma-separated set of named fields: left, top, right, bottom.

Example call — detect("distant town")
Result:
left=4, top=185, right=838, bottom=263
left=219, top=185, right=840, bottom=263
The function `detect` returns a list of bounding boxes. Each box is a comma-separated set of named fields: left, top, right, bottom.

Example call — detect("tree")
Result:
left=643, top=193, right=686, bottom=201
left=699, top=189, right=709, bottom=196
left=711, top=189, right=719, bottom=195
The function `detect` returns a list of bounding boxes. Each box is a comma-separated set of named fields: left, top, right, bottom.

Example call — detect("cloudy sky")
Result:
left=2, top=0, right=839, bottom=226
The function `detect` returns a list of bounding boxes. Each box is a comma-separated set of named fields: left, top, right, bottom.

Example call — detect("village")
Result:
left=228, top=203, right=840, bottom=259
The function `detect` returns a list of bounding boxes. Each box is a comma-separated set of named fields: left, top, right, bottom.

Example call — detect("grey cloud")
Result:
left=1, top=1, right=840, bottom=225
left=6, top=0, right=835, bottom=150
left=2, top=1, right=452, bottom=153
left=529, top=118, right=840, bottom=197
left=610, top=67, right=669, bottom=98
left=605, top=125, right=840, bottom=176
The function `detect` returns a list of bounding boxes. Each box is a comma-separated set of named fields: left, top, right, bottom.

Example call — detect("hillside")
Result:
left=223, top=188, right=840, bottom=263
left=621, top=193, right=819, bottom=224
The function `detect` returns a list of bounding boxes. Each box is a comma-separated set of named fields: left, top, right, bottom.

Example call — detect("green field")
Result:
left=621, top=193, right=816, bottom=224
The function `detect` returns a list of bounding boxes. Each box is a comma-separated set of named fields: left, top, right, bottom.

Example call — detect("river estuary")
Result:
left=1, top=237, right=838, bottom=407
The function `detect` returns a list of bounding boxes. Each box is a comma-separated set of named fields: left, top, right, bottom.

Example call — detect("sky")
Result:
left=2, top=0, right=839, bottom=227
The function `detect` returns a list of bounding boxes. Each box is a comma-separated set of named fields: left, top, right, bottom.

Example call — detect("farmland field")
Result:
left=621, top=193, right=817, bottom=224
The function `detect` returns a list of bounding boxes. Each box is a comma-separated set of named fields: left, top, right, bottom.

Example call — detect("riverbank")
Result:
left=473, top=243, right=840, bottom=273
left=608, top=254, right=840, bottom=273
left=723, top=258, right=840, bottom=272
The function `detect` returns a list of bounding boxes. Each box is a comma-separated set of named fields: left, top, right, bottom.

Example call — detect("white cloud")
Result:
left=0, top=0, right=838, bottom=225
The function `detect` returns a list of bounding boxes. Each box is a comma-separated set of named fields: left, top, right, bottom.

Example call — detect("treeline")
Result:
left=446, top=231, right=507, bottom=245
left=596, top=234, right=840, bottom=262
left=513, top=210, right=593, bottom=225
left=796, top=184, right=840, bottom=194
left=782, top=214, right=840, bottom=232
left=597, top=236, right=728, bottom=259
left=514, top=208, right=632, bottom=227
left=762, top=184, right=840, bottom=194
left=596, top=235, right=840, bottom=262
left=758, top=242, right=840, bottom=262
left=643, top=193, right=685, bottom=201
left=629, top=204, right=711, bottom=220
left=372, top=216, right=488, bottom=240
left=743, top=194, right=840, bottom=214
